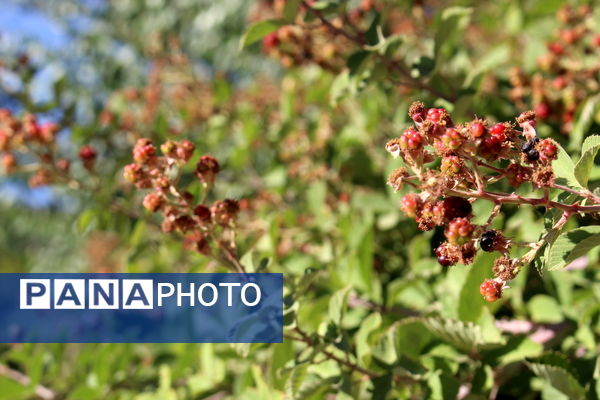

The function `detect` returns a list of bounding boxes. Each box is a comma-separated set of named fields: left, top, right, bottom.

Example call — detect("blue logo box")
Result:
left=0, top=273, right=283, bottom=343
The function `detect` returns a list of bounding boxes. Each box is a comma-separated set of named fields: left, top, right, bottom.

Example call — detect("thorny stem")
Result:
left=300, top=1, right=457, bottom=102
left=447, top=188, right=600, bottom=214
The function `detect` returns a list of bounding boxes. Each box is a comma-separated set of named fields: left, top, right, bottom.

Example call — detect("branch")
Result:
left=0, top=364, right=55, bottom=400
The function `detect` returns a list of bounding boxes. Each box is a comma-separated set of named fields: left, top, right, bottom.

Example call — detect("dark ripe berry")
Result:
left=442, top=197, right=472, bottom=220
left=526, top=149, right=540, bottom=162
left=521, top=139, right=536, bottom=153
left=437, top=255, right=453, bottom=267
left=434, top=245, right=455, bottom=267
left=480, top=230, right=496, bottom=252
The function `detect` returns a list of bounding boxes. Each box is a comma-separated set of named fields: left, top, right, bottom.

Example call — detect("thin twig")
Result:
left=0, top=364, right=55, bottom=400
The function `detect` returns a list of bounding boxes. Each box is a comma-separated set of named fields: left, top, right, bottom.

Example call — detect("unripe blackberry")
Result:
left=442, top=197, right=472, bottom=220
left=123, top=163, right=144, bottom=183
left=426, top=108, right=445, bottom=123
left=488, top=123, right=507, bottom=140
left=440, top=128, right=462, bottom=150
left=479, top=279, right=503, bottom=302
left=56, top=158, right=70, bottom=173
left=262, top=32, right=279, bottom=52
left=160, top=140, right=177, bottom=157
left=176, top=140, right=195, bottom=162
left=79, top=145, right=97, bottom=161
left=470, top=121, right=486, bottom=138
left=548, top=42, right=565, bottom=55
left=534, top=103, right=551, bottom=120
left=79, top=145, right=97, bottom=170
left=400, top=193, right=421, bottom=218
left=440, top=155, right=462, bottom=175
left=445, top=217, right=474, bottom=245
left=143, top=192, right=164, bottom=212
left=2, top=152, right=16, bottom=173
left=399, top=128, right=423, bottom=150
left=408, top=101, right=426, bottom=123
left=133, top=139, right=156, bottom=164
left=538, top=138, right=558, bottom=162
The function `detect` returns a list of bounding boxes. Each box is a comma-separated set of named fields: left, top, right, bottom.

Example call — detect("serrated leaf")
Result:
left=574, top=135, right=600, bottom=187
left=422, top=317, right=504, bottom=353
left=527, top=362, right=585, bottom=400
left=285, top=364, right=309, bottom=399
left=546, top=226, right=600, bottom=270
left=569, top=94, right=600, bottom=151
left=239, top=19, right=286, bottom=49
left=553, top=143, right=582, bottom=189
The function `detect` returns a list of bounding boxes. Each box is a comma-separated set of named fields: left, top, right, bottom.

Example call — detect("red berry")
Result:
left=535, top=103, right=551, bottom=120
left=143, top=192, right=164, bottom=212
left=445, top=217, right=474, bottom=245
left=400, top=193, right=420, bottom=218
left=489, top=123, right=507, bottom=138
left=479, top=279, right=503, bottom=302
left=539, top=138, right=558, bottom=161
left=552, top=76, right=567, bottom=90
left=176, top=140, right=195, bottom=162
left=594, top=34, right=600, bottom=48
left=79, top=145, right=97, bottom=170
left=470, top=122, right=486, bottom=138
left=426, top=108, right=445, bottom=123
left=399, top=128, right=423, bottom=150
left=133, top=139, right=156, bottom=164
left=440, top=128, right=463, bottom=150
left=548, top=42, right=565, bottom=55
left=262, top=32, right=279, bottom=52
left=123, top=163, right=143, bottom=183
left=560, top=29, right=577, bottom=44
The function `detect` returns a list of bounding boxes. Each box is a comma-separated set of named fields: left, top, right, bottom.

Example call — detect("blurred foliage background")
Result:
left=1, top=0, right=600, bottom=399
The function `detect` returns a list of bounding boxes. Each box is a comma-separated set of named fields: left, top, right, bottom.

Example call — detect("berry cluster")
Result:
left=255, top=0, right=377, bottom=72
left=0, top=108, right=96, bottom=187
left=124, top=138, right=245, bottom=272
left=509, top=4, right=600, bottom=134
left=387, top=102, right=564, bottom=302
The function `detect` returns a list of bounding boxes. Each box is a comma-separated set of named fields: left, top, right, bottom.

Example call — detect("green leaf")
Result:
left=527, top=361, right=585, bottom=400
left=553, top=143, right=582, bottom=189
left=546, top=226, right=600, bottom=270
left=328, top=286, right=351, bottom=325
left=239, top=20, right=286, bottom=49
left=527, top=295, right=563, bottom=323
left=457, top=252, right=495, bottom=322
left=422, top=317, right=504, bottom=353
left=569, top=94, right=600, bottom=151
left=434, top=6, right=472, bottom=60
left=283, top=0, right=302, bottom=22
left=355, top=312, right=382, bottom=367
left=285, top=364, right=309, bottom=399
left=574, top=135, right=600, bottom=187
